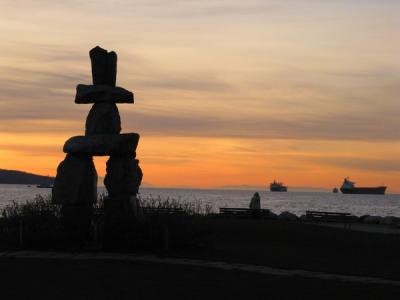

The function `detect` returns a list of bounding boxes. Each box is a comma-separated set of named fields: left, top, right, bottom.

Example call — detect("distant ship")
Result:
left=340, top=178, right=386, bottom=195
left=332, top=187, right=338, bottom=193
left=270, top=180, right=287, bottom=192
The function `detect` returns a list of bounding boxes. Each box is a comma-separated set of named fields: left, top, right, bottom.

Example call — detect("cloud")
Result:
left=299, top=156, right=400, bottom=173
left=0, top=144, right=61, bottom=157
left=0, top=1, right=398, bottom=144
left=159, top=2, right=281, bottom=18
left=120, top=108, right=400, bottom=141
left=0, top=97, right=398, bottom=142
left=0, top=119, right=83, bottom=133
left=134, top=73, right=230, bottom=92
left=0, top=0, right=280, bottom=19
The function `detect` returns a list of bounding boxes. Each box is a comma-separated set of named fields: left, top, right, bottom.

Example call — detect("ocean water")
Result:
left=1, top=184, right=400, bottom=217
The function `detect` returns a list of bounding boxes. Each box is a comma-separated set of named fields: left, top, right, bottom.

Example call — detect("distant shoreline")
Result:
left=1, top=183, right=399, bottom=195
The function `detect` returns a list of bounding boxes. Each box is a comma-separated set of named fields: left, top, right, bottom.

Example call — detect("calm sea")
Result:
left=1, top=184, right=400, bottom=217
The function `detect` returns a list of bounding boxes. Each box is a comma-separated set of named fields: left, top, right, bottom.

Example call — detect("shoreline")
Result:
left=2, top=186, right=400, bottom=219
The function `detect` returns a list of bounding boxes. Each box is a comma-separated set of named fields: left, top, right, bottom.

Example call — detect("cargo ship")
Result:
left=270, top=180, right=287, bottom=192
left=340, top=178, right=386, bottom=195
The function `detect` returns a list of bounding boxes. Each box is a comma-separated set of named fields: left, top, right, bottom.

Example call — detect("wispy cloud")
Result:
left=299, top=156, right=400, bottom=173
left=121, top=109, right=399, bottom=141
left=134, top=73, right=230, bottom=92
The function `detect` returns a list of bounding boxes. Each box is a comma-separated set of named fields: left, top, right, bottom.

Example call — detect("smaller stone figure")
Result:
left=249, top=192, right=261, bottom=210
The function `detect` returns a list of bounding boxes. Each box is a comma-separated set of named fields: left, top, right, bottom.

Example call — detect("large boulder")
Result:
left=64, top=133, right=139, bottom=156
left=85, top=103, right=121, bottom=135
left=52, top=154, right=97, bottom=205
left=363, top=215, right=382, bottom=224
left=60, top=203, right=93, bottom=245
left=103, top=161, right=143, bottom=250
left=278, top=211, right=298, bottom=222
left=104, top=155, right=142, bottom=197
left=75, top=84, right=133, bottom=104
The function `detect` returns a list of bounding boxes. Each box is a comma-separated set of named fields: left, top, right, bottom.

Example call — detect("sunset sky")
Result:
left=0, top=1, right=399, bottom=191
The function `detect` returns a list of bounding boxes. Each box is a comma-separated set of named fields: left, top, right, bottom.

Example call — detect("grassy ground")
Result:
left=1, top=258, right=399, bottom=300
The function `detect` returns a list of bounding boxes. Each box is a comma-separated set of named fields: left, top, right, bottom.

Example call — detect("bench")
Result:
left=306, top=210, right=358, bottom=229
left=142, top=207, right=184, bottom=216
left=219, top=208, right=271, bottom=219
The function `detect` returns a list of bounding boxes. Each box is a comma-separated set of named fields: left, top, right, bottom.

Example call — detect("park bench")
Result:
left=142, top=207, right=184, bottom=216
left=305, top=210, right=358, bottom=229
left=219, top=208, right=271, bottom=219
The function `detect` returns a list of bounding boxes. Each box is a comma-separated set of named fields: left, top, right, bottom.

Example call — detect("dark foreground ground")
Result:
left=1, top=258, right=400, bottom=300
left=173, top=219, right=400, bottom=280
left=2, top=219, right=400, bottom=299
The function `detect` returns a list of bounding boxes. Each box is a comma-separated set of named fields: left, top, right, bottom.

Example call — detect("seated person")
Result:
left=249, top=192, right=261, bottom=210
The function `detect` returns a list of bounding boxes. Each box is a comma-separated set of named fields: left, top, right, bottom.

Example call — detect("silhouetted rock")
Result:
left=299, top=214, right=308, bottom=222
left=52, top=154, right=97, bottom=205
left=107, top=51, right=117, bottom=86
left=278, top=211, right=298, bottom=221
left=381, top=216, right=399, bottom=225
left=90, top=46, right=107, bottom=85
left=104, top=155, right=142, bottom=196
left=267, top=211, right=278, bottom=220
left=60, top=203, right=93, bottom=245
left=53, top=154, right=97, bottom=245
left=63, top=133, right=139, bottom=156
left=85, top=103, right=121, bottom=135
left=75, top=84, right=133, bottom=104
left=89, top=46, right=117, bottom=86
left=104, top=194, right=143, bottom=222
left=363, top=215, right=382, bottom=224
left=103, top=155, right=143, bottom=249
left=358, top=215, right=370, bottom=222
left=129, top=195, right=143, bottom=220
left=102, top=194, right=141, bottom=250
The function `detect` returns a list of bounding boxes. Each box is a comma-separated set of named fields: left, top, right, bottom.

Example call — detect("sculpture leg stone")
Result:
left=104, top=155, right=142, bottom=196
left=103, top=154, right=142, bottom=249
left=59, top=203, right=93, bottom=246
left=52, top=154, right=97, bottom=245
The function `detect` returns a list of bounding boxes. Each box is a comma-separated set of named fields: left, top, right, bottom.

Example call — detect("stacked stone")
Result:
left=52, top=46, right=142, bottom=245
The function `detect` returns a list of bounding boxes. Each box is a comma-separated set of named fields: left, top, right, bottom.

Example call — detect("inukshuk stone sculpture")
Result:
left=52, top=46, right=142, bottom=245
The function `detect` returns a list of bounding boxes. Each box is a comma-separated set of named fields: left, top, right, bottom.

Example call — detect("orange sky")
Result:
left=0, top=1, right=399, bottom=191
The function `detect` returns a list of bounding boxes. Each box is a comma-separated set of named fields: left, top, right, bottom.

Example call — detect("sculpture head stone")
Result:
left=89, top=46, right=117, bottom=86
